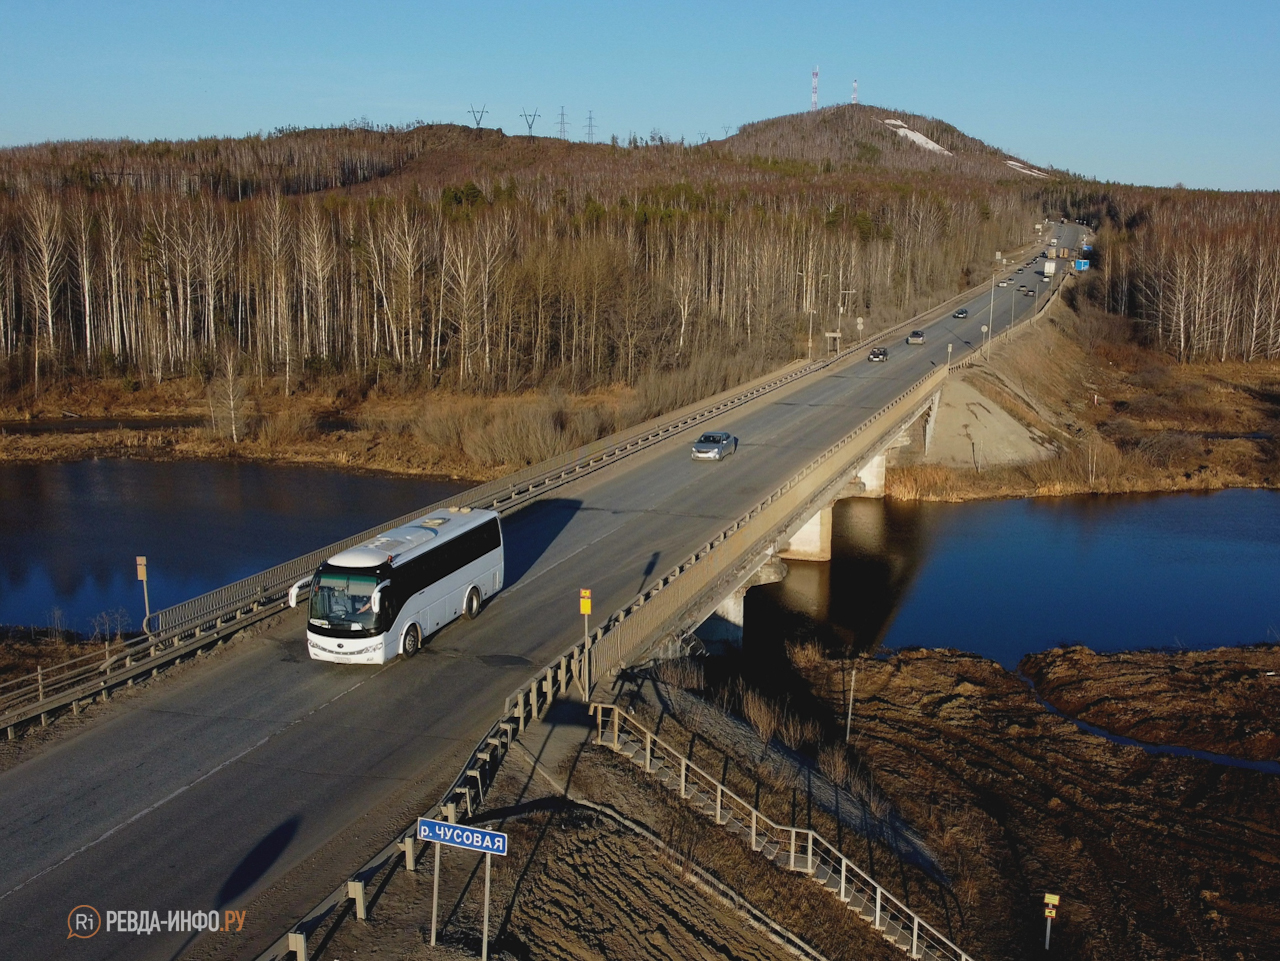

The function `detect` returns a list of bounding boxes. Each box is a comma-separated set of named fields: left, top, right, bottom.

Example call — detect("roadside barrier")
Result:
left=590, top=703, right=977, bottom=961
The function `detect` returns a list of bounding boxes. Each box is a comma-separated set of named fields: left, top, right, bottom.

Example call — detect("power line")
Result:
left=519, top=108, right=539, bottom=137
left=556, top=106, right=569, bottom=140
left=468, top=104, right=488, bottom=129
left=585, top=110, right=596, bottom=144
left=811, top=66, right=819, bottom=111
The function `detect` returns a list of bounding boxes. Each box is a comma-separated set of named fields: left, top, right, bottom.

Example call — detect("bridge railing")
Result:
left=591, top=703, right=976, bottom=961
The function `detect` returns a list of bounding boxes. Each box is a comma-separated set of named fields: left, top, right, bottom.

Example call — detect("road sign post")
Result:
left=1044, top=893, right=1060, bottom=949
left=419, top=819, right=510, bottom=959
left=135, top=556, right=150, bottom=629
left=579, top=589, right=592, bottom=692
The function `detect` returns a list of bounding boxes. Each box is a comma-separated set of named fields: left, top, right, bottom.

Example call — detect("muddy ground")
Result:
left=782, top=646, right=1280, bottom=960
left=1023, top=644, right=1280, bottom=762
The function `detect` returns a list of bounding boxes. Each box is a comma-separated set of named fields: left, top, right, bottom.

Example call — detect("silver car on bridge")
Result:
left=691, top=431, right=738, bottom=461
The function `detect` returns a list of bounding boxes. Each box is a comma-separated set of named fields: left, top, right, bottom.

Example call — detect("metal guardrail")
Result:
left=591, top=704, right=976, bottom=961
left=255, top=362, right=950, bottom=961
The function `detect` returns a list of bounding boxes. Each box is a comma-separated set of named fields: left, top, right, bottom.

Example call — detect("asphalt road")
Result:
left=0, top=224, right=1086, bottom=960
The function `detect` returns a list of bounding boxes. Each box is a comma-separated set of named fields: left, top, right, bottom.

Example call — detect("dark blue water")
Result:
left=0, top=461, right=465, bottom=635
left=758, top=489, right=1280, bottom=667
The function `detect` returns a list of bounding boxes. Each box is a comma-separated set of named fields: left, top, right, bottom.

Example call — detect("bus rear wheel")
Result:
left=402, top=623, right=420, bottom=658
left=464, top=587, right=482, bottom=620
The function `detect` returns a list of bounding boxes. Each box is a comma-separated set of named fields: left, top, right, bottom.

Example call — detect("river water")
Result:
left=3, top=460, right=1278, bottom=665
left=0, top=460, right=465, bottom=636
left=753, top=488, right=1280, bottom=667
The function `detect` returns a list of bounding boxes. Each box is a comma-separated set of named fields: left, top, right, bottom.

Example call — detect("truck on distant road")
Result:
left=1043, top=260, right=1056, bottom=280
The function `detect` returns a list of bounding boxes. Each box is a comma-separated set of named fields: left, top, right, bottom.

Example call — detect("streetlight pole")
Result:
left=988, top=267, right=996, bottom=336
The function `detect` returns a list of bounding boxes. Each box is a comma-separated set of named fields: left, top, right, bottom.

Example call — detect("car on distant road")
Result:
left=997, top=280, right=1009, bottom=287
left=952, top=308, right=968, bottom=319
left=906, top=330, right=926, bottom=345
left=691, top=431, right=737, bottom=461
left=868, top=346, right=888, bottom=362
left=1024, top=288, right=1035, bottom=296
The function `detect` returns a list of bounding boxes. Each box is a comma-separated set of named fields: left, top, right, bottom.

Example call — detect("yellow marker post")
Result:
left=136, top=555, right=150, bottom=628
left=579, top=589, right=593, bottom=694
left=1044, top=893, right=1060, bottom=949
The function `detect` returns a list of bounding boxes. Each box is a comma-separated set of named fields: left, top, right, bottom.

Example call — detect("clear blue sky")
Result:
left=2, top=0, right=1277, bottom=190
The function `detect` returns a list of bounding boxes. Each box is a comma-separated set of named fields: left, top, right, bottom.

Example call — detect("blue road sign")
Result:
left=418, top=818, right=509, bottom=855
left=1081, top=244, right=1093, bottom=252
left=1075, top=260, right=1090, bottom=271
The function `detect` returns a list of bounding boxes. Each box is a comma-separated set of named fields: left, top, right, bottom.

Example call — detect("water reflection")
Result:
left=750, top=489, right=1280, bottom=667
left=0, top=461, right=465, bottom=634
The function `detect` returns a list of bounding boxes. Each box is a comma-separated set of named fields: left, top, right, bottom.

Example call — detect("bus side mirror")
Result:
left=288, top=576, right=312, bottom=608
left=370, top=580, right=391, bottom=614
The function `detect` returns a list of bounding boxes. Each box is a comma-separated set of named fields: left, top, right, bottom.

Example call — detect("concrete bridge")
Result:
left=0, top=223, right=1086, bottom=961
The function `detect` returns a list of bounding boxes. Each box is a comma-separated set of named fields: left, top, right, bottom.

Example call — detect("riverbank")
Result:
left=741, top=641, right=1280, bottom=960
left=0, top=354, right=786, bottom=482
left=1023, top=644, right=1280, bottom=762
left=887, top=298, right=1280, bottom=501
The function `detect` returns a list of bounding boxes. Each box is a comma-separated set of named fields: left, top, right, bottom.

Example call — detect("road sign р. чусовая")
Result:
left=417, top=818, right=508, bottom=855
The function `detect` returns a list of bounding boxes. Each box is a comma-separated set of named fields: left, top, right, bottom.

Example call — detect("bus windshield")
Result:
left=310, top=572, right=380, bottom=631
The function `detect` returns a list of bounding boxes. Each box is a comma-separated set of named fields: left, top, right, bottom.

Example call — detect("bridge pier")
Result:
left=779, top=506, right=832, bottom=562
left=695, top=556, right=788, bottom=651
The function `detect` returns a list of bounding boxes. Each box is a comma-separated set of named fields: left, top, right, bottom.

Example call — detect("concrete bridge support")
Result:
left=779, top=506, right=833, bottom=562
left=695, top=556, right=788, bottom=651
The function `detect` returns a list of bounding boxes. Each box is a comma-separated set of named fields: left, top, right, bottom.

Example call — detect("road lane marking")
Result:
left=0, top=665, right=393, bottom=903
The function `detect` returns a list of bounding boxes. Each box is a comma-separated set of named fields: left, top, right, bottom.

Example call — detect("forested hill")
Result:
left=724, top=104, right=1049, bottom=181
left=0, top=111, right=1059, bottom=405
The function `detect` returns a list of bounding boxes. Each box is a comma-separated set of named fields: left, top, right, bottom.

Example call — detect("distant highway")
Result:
left=0, top=223, right=1086, bottom=960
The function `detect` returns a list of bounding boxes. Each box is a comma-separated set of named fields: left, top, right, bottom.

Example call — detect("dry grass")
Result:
left=785, top=638, right=824, bottom=671
left=256, top=408, right=316, bottom=446
left=740, top=686, right=781, bottom=745
left=654, top=657, right=705, bottom=691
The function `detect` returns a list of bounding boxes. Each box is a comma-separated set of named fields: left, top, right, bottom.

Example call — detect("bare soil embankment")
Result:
left=786, top=647, right=1280, bottom=960
left=887, top=297, right=1280, bottom=500
left=1023, top=644, right=1280, bottom=762
left=311, top=702, right=903, bottom=961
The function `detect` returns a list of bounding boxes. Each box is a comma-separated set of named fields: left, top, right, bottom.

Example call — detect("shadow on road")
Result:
left=501, top=498, right=582, bottom=584
left=216, top=816, right=300, bottom=908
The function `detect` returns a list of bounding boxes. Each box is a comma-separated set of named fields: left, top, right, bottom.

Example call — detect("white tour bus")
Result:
left=289, top=507, right=504, bottom=664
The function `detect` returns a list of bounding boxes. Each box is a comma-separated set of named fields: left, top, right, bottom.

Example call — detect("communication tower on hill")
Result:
left=557, top=107, right=570, bottom=139
left=811, top=66, right=819, bottom=110
left=852, top=79, right=858, bottom=104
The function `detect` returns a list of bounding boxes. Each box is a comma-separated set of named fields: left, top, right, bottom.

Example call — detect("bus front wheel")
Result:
left=403, top=623, right=421, bottom=658
left=464, top=587, right=482, bottom=620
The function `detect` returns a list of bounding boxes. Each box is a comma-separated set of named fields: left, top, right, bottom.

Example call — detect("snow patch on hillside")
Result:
left=1004, top=159, right=1049, bottom=179
left=881, top=118, right=952, bottom=156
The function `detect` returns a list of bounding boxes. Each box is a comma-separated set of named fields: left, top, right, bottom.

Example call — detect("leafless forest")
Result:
left=0, top=107, right=1046, bottom=405
left=1068, top=188, right=1280, bottom=362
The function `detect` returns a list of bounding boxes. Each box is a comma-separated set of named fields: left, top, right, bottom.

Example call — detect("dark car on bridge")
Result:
left=691, top=431, right=738, bottom=461
left=952, top=308, right=968, bottom=319
left=868, top=346, right=888, bottom=362
left=906, top=330, right=926, bottom=345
